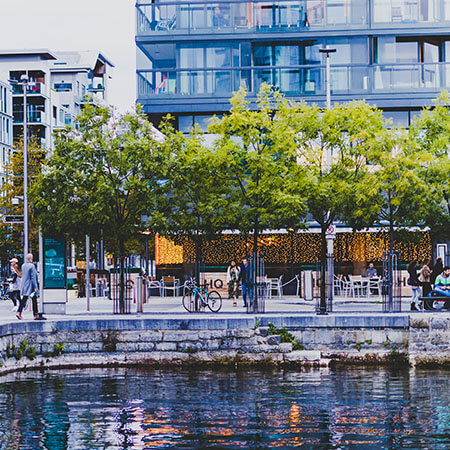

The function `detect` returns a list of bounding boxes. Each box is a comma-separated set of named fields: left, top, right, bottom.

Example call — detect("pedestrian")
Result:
left=16, top=253, right=40, bottom=320
left=433, top=266, right=450, bottom=298
left=418, top=258, right=432, bottom=297
left=239, top=258, right=250, bottom=307
left=9, top=258, right=21, bottom=311
left=227, top=260, right=240, bottom=307
left=407, top=260, right=421, bottom=311
left=430, top=257, right=443, bottom=285
left=365, top=262, right=377, bottom=278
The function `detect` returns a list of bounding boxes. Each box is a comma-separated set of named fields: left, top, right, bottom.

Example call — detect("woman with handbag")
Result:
left=8, top=258, right=21, bottom=311
left=227, top=260, right=240, bottom=307
left=418, top=258, right=432, bottom=298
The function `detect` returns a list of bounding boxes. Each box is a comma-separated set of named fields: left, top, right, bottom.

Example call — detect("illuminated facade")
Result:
left=136, top=0, right=450, bottom=130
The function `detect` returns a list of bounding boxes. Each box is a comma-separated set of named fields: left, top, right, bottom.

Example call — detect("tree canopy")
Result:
left=32, top=103, right=168, bottom=255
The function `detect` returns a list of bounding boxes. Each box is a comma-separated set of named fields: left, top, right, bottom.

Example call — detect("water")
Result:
left=0, top=367, right=448, bottom=449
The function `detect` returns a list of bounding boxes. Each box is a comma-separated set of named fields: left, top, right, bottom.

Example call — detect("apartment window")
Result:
left=53, top=83, right=72, bottom=92
left=178, top=115, right=194, bottom=132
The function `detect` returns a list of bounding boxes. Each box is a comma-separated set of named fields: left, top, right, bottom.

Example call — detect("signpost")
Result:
left=326, top=225, right=336, bottom=310
left=2, top=215, right=24, bottom=224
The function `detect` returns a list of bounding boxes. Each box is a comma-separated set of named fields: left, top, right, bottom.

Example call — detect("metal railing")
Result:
left=137, top=62, right=449, bottom=97
left=136, top=0, right=449, bottom=35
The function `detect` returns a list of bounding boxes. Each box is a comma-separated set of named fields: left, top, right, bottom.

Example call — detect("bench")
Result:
left=418, top=295, right=450, bottom=311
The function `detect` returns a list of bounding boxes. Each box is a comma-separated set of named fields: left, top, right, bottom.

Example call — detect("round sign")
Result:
left=326, top=225, right=335, bottom=235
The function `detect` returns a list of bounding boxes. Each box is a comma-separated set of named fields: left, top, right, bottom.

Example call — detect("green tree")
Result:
left=154, top=120, right=232, bottom=282
left=408, top=91, right=450, bottom=244
left=210, top=86, right=307, bottom=307
left=32, top=103, right=168, bottom=311
left=286, top=100, right=390, bottom=311
left=210, top=86, right=307, bottom=250
left=0, top=137, right=45, bottom=263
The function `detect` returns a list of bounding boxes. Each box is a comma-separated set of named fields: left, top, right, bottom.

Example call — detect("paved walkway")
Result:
left=0, top=294, right=416, bottom=325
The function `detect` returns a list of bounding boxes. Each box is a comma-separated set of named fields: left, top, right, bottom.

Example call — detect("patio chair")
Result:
left=333, top=275, right=343, bottom=296
left=369, top=277, right=382, bottom=296
left=341, top=278, right=354, bottom=298
left=269, top=275, right=283, bottom=299
left=160, top=276, right=180, bottom=297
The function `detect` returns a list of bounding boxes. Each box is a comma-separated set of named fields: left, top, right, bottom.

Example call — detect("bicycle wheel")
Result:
left=206, top=290, right=222, bottom=312
left=182, top=291, right=196, bottom=313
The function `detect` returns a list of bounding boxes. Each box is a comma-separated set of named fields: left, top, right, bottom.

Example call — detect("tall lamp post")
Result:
left=318, top=47, right=336, bottom=314
left=9, top=74, right=30, bottom=257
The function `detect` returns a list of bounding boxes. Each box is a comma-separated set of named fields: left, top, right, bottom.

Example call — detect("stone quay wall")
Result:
left=0, top=314, right=449, bottom=375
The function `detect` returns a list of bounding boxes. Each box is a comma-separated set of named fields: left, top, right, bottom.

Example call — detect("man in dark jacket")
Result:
left=239, top=258, right=251, bottom=307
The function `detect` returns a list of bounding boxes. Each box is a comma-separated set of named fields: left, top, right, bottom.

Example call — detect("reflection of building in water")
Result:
left=1, top=368, right=449, bottom=448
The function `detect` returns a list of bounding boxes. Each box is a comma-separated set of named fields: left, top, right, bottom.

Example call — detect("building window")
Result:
left=53, top=83, right=72, bottom=92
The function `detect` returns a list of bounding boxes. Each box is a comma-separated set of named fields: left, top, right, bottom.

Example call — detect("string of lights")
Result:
left=156, top=231, right=431, bottom=265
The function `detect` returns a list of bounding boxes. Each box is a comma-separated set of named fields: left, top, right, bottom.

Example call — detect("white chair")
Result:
left=341, top=278, right=354, bottom=298
left=369, top=278, right=382, bottom=296
left=160, top=276, right=180, bottom=296
left=269, top=275, right=283, bottom=298
left=333, top=275, right=343, bottom=296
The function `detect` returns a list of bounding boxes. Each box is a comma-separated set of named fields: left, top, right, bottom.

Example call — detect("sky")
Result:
left=0, top=0, right=136, bottom=112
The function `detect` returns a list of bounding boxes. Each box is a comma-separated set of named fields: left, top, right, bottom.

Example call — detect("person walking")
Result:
left=431, top=257, right=444, bottom=286
left=407, top=260, right=421, bottom=311
left=418, top=258, right=432, bottom=298
left=239, top=258, right=250, bottom=308
left=227, top=260, right=240, bottom=307
left=16, top=253, right=40, bottom=320
left=9, top=258, right=21, bottom=311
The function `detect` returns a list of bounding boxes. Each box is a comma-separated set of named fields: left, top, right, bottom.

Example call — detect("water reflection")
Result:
left=0, top=367, right=449, bottom=449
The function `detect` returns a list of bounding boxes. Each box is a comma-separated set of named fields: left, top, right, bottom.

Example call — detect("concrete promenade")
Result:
left=0, top=294, right=416, bottom=325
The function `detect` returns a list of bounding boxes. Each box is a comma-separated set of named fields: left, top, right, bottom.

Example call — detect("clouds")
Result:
left=0, top=0, right=135, bottom=112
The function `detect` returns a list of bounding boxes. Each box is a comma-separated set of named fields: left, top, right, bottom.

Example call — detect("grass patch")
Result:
left=268, top=323, right=304, bottom=351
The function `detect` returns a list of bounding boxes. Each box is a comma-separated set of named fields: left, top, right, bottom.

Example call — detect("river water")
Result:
left=0, top=367, right=448, bottom=449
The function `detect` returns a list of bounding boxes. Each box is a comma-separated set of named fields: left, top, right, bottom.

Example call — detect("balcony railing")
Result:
left=13, top=110, right=45, bottom=124
left=137, top=62, right=449, bottom=97
left=11, top=82, right=44, bottom=95
left=136, top=0, right=450, bottom=35
left=372, top=0, right=448, bottom=25
left=136, top=0, right=369, bottom=35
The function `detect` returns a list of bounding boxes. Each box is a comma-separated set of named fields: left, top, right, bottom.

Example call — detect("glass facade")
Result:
left=136, top=0, right=450, bottom=124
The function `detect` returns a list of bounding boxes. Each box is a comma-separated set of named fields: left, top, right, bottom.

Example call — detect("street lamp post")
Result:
left=318, top=47, right=336, bottom=315
left=9, top=74, right=30, bottom=258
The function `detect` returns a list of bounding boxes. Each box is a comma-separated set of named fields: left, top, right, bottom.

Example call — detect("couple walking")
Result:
left=227, top=258, right=252, bottom=307
left=11, top=253, right=42, bottom=320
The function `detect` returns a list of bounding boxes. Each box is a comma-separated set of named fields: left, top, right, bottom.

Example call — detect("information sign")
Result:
left=2, top=215, right=24, bottom=224
left=44, top=237, right=66, bottom=289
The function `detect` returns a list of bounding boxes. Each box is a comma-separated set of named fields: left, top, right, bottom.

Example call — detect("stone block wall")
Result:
left=0, top=314, right=449, bottom=375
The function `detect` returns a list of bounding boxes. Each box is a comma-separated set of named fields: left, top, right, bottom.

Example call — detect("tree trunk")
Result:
left=319, top=224, right=327, bottom=313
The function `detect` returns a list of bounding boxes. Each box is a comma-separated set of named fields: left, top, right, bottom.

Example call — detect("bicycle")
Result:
left=182, top=278, right=222, bottom=313
left=0, top=278, right=12, bottom=302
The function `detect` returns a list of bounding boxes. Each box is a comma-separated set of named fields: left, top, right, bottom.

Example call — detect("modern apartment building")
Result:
left=136, top=0, right=450, bottom=131
left=0, top=49, right=113, bottom=149
left=0, top=78, right=13, bottom=187
left=51, top=51, right=114, bottom=118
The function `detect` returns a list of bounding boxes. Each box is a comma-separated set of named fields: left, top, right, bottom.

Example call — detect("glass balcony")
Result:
left=137, top=62, right=449, bottom=98
left=136, top=0, right=369, bottom=35
left=13, top=109, right=45, bottom=124
left=372, top=0, right=449, bottom=25
left=11, top=82, right=44, bottom=95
